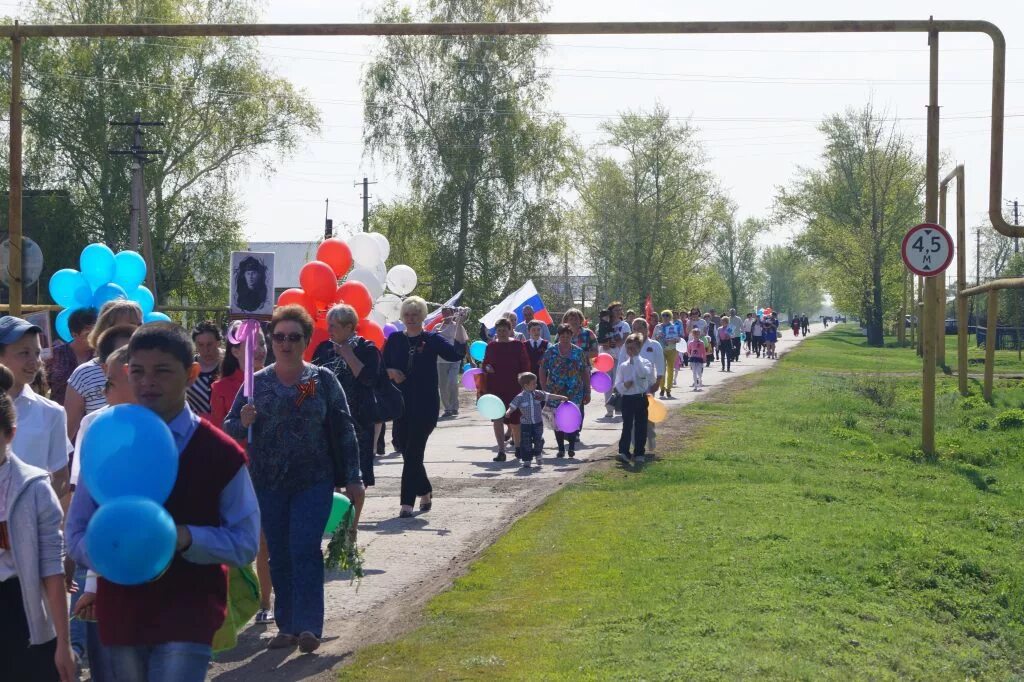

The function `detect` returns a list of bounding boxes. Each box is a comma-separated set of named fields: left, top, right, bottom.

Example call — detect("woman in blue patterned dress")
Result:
left=539, top=324, right=591, bottom=458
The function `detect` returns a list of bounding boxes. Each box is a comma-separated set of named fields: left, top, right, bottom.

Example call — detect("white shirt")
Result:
left=614, top=355, right=656, bottom=395
left=71, top=407, right=105, bottom=486
left=741, top=318, right=753, bottom=333
left=0, top=458, right=15, bottom=580
left=609, top=320, right=631, bottom=347
left=617, top=339, right=665, bottom=378
left=12, top=385, right=71, bottom=474
left=730, top=315, right=743, bottom=338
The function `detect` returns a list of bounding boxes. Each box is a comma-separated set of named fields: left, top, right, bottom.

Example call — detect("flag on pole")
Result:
left=644, top=295, right=655, bottom=330
left=479, top=280, right=553, bottom=332
left=424, top=290, right=464, bottom=331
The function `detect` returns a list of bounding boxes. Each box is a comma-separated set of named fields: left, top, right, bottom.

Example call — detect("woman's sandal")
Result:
left=419, top=498, right=432, bottom=512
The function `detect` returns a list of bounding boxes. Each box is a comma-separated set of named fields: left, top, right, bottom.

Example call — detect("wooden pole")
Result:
left=984, top=289, right=998, bottom=402
left=922, top=27, right=940, bottom=456
left=899, top=269, right=907, bottom=346
left=7, top=30, right=22, bottom=317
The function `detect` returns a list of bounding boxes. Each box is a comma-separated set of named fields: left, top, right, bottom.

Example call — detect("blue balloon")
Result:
left=462, top=363, right=472, bottom=372
left=80, top=243, right=117, bottom=289
left=113, top=251, right=147, bottom=291
left=144, top=311, right=172, bottom=324
left=470, top=340, right=487, bottom=362
left=92, top=282, right=128, bottom=309
left=476, top=394, right=506, bottom=420
left=55, top=308, right=74, bottom=343
left=85, top=496, right=176, bottom=586
left=81, top=404, right=178, bottom=505
left=48, top=268, right=93, bottom=309
left=128, top=285, right=155, bottom=315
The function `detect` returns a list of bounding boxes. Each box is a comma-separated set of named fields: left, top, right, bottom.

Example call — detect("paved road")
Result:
left=206, top=324, right=823, bottom=680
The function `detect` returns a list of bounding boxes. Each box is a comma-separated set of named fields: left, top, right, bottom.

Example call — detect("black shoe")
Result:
left=568, top=446, right=576, bottom=458
left=556, top=448, right=566, bottom=458
left=493, top=452, right=507, bottom=462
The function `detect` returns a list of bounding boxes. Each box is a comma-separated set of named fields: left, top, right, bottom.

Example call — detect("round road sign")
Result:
left=901, top=223, right=954, bottom=277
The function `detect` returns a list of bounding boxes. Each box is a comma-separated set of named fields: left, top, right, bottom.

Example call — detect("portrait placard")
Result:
left=230, top=251, right=275, bottom=319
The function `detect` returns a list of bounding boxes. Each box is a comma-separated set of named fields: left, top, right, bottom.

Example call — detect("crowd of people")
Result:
left=0, top=295, right=805, bottom=680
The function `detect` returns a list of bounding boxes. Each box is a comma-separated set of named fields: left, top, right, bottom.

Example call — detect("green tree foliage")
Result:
left=574, top=105, right=724, bottom=312
left=362, top=0, right=569, bottom=310
left=776, top=103, right=924, bottom=346
left=6, top=0, right=319, bottom=306
left=755, top=245, right=822, bottom=319
left=714, top=208, right=765, bottom=311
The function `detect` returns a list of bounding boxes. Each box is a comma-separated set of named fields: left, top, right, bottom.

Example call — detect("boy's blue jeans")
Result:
left=107, top=641, right=212, bottom=682
left=517, top=422, right=544, bottom=462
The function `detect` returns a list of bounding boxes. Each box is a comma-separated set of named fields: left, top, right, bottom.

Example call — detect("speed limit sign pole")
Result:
left=902, top=222, right=954, bottom=456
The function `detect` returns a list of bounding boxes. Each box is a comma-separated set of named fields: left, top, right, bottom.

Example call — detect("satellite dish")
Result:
left=1, top=237, right=45, bottom=289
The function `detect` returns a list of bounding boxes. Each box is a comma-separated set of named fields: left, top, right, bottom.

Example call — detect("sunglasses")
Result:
left=271, top=332, right=304, bottom=344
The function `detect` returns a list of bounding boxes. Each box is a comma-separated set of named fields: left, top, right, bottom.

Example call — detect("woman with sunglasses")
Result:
left=224, top=305, right=362, bottom=654
left=382, top=296, right=468, bottom=519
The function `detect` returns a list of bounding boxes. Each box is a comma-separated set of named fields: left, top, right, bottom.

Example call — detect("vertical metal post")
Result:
left=922, top=27, right=940, bottom=456
left=909, top=276, right=916, bottom=347
left=939, top=182, right=948, bottom=366
left=956, top=170, right=968, bottom=395
left=984, top=289, right=998, bottom=402
left=916, top=275, right=924, bottom=356
left=7, top=30, right=22, bottom=318
left=899, top=269, right=907, bottom=346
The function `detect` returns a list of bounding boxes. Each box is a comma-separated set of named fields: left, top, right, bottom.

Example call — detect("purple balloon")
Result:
left=461, top=367, right=483, bottom=390
left=590, top=371, right=612, bottom=393
left=382, top=323, right=398, bottom=339
left=553, top=401, right=583, bottom=433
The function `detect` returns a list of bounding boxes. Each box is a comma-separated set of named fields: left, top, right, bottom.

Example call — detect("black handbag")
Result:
left=373, top=336, right=408, bottom=423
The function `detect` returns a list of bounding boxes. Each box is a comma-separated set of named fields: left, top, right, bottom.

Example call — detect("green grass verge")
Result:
left=342, top=326, right=1024, bottom=680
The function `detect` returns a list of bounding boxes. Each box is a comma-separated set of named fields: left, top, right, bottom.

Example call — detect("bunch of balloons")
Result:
left=275, top=232, right=419, bottom=359
left=49, top=244, right=167, bottom=341
left=80, top=405, right=179, bottom=585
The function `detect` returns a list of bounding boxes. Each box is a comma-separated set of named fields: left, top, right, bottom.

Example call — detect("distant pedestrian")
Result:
left=434, top=306, right=462, bottom=418
left=514, top=305, right=550, bottom=342
left=44, top=306, right=96, bottom=405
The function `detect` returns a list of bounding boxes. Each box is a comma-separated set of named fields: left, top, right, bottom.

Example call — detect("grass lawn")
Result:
left=343, top=326, right=1024, bottom=680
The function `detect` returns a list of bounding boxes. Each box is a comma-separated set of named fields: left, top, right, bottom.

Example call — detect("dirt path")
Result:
left=206, top=325, right=823, bottom=681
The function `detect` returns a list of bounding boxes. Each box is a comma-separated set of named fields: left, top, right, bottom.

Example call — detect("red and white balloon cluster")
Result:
left=275, top=233, right=418, bottom=359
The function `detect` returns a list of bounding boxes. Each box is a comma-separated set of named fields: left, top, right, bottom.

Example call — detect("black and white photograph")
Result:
left=229, top=251, right=275, bottom=317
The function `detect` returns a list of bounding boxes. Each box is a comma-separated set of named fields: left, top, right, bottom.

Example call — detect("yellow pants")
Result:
left=663, top=348, right=677, bottom=391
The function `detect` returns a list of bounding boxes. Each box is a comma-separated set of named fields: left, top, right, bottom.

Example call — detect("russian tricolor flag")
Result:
left=423, top=290, right=464, bottom=331
left=479, top=280, right=553, bottom=332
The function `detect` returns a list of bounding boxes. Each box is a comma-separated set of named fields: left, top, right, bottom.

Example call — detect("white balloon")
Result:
left=347, top=266, right=384, bottom=299
left=347, top=233, right=382, bottom=267
left=375, top=293, right=403, bottom=321
left=386, top=264, right=418, bottom=296
left=368, top=309, right=386, bottom=326
left=369, top=232, right=391, bottom=262
left=372, top=260, right=388, bottom=285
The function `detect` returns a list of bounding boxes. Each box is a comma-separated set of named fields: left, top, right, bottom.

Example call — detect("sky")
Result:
left=14, top=0, right=1024, bottom=279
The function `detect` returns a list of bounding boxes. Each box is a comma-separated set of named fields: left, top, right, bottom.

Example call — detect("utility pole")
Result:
left=109, top=112, right=163, bottom=294
left=1008, top=199, right=1020, bottom=253
left=354, top=177, right=377, bottom=232
left=324, top=198, right=333, bottom=240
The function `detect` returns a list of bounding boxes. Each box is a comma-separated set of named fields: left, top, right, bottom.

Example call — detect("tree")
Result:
left=755, top=245, right=822, bottom=318
left=776, top=103, right=924, bottom=346
left=362, top=0, right=569, bottom=310
left=6, top=0, right=319, bottom=306
left=713, top=207, right=764, bottom=310
left=574, top=105, right=723, bottom=311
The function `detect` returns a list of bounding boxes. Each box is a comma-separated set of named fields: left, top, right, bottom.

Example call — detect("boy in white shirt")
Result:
left=614, top=334, right=656, bottom=465
left=616, top=319, right=664, bottom=451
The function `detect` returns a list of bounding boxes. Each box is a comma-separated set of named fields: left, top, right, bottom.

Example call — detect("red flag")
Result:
left=644, top=295, right=655, bottom=330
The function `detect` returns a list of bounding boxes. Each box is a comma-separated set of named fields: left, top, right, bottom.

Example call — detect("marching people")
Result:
left=687, top=327, right=707, bottom=391
left=718, top=316, right=733, bottom=372
left=653, top=310, right=681, bottom=399
left=539, top=323, right=590, bottom=458
left=563, top=308, right=598, bottom=363
left=224, top=306, right=361, bottom=654
left=616, top=319, right=664, bottom=452
left=481, top=317, right=531, bottom=462
left=524, top=320, right=549, bottom=376
left=514, top=305, right=550, bottom=342
left=434, top=306, right=462, bottom=418
left=186, top=321, right=223, bottom=418
left=44, top=307, right=97, bottom=406
left=728, top=308, right=743, bottom=363
left=67, top=323, right=261, bottom=679
left=614, top=333, right=656, bottom=465
left=382, top=297, right=468, bottom=519
left=602, top=302, right=631, bottom=418
left=504, top=372, right=567, bottom=468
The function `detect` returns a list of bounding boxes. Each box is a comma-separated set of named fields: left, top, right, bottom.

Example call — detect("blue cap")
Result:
left=0, top=316, right=43, bottom=345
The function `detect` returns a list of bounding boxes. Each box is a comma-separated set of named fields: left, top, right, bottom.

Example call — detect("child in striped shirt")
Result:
left=505, top=372, right=567, bottom=468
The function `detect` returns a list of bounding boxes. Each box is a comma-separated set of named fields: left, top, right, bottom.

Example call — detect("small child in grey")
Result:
left=505, top=372, right=567, bottom=468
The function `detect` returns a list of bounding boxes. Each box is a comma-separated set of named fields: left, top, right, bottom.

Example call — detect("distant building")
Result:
left=247, top=241, right=319, bottom=297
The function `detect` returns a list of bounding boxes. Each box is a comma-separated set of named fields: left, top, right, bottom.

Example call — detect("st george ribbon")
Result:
left=228, top=318, right=261, bottom=445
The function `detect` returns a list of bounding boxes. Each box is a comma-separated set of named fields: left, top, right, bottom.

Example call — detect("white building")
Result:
left=247, top=241, right=319, bottom=294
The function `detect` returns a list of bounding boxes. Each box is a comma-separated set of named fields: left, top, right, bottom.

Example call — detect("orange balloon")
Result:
left=317, top=238, right=353, bottom=277
left=277, top=288, right=317, bottom=318
left=299, top=261, right=338, bottom=303
left=304, top=327, right=329, bottom=361
left=336, top=281, right=373, bottom=319
left=356, top=319, right=385, bottom=348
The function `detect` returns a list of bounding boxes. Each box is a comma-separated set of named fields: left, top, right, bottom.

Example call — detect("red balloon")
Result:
left=304, top=327, right=329, bottom=361
left=314, top=313, right=328, bottom=331
left=277, top=288, right=317, bottom=318
left=594, top=352, right=615, bottom=373
left=317, top=238, right=353, bottom=277
left=356, top=319, right=385, bottom=348
left=336, top=281, right=373, bottom=319
left=299, top=261, right=338, bottom=303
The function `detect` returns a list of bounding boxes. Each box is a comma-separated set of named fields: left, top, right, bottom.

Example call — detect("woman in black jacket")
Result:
left=312, top=303, right=381, bottom=528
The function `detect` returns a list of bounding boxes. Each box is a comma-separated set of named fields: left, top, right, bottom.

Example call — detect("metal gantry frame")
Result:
left=1, top=18, right=1020, bottom=453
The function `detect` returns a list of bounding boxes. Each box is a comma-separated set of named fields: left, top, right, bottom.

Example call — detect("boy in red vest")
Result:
left=66, top=323, right=260, bottom=681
